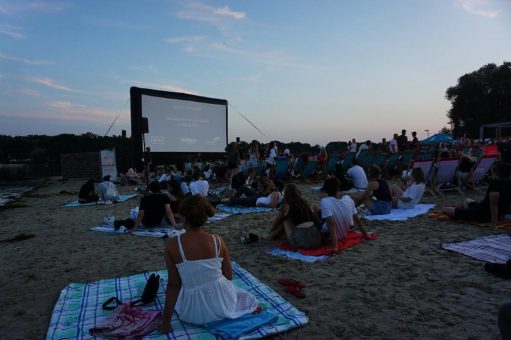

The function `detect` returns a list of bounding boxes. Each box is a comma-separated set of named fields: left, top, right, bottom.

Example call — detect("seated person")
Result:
left=264, top=183, right=322, bottom=249
left=159, top=195, right=259, bottom=333
left=133, top=181, right=179, bottom=230
left=318, top=177, right=371, bottom=251
left=159, top=171, right=171, bottom=190
left=78, top=179, right=99, bottom=203
left=346, top=159, right=368, bottom=192
left=255, top=179, right=284, bottom=208
left=389, top=167, right=425, bottom=209
left=352, top=165, right=392, bottom=215
left=442, top=162, right=511, bottom=226
left=457, top=151, right=476, bottom=191
left=126, top=167, right=139, bottom=185
left=189, top=170, right=209, bottom=197
left=227, top=177, right=283, bottom=209
left=98, top=175, right=119, bottom=202
left=168, top=179, right=185, bottom=214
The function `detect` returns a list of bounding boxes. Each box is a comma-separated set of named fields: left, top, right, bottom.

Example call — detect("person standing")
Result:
left=397, top=129, right=409, bottom=152
left=389, top=134, right=398, bottom=154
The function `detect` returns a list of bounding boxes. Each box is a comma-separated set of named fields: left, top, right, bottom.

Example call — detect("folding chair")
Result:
left=372, top=153, right=387, bottom=169
left=342, top=153, right=354, bottom=170
left=302, top=160, right=318, bottom=179
left=325, top=155, right=339, bottom=175
left=412, top=159, right=435, bottom=196
left=274, top=158, right=289, bottom=180
left=433, top=158, right=461, bottom=195
left=467, top=156, right=498, bottom=192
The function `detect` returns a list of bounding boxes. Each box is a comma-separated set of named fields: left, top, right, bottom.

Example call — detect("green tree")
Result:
left=446, top=62, right=511, bottom=138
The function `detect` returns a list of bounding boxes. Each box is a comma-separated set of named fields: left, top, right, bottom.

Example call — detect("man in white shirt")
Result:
left=349, top=138, right=357, bottom=153
left=189, top=170, right=209, bottom=197
left=346, top=160, right=368, bottom=191
left=98, top=175, right=119, bottom=202
left=319, top=177, right=371, bottom=251
left=388, top=134, right=398, bottom=153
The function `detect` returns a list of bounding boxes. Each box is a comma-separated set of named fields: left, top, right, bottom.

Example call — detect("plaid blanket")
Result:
left=64, top=194, right=138, bottom=207
left=216, top=204, right=275, bottom=215
left=47, top=262, right=308, bottom=339
left=363, top=204, right=435, bottom=221
left=442, top=234, right=511, bottom=264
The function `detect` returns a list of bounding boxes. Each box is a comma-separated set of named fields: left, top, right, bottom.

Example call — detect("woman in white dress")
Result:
left=159, top=195, right=259, bottom=333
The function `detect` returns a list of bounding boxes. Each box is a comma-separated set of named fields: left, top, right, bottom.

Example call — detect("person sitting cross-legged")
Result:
left=316, top=177, right=371, bottom=251
left=389, top=167, right=426, bottom=209
left=132, top=180, right=179, bottom=231
left=78, top=179, right=99, bottom=203
left=351, top=165, right=392, bottom=215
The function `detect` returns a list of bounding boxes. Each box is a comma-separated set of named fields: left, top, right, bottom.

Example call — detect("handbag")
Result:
left=102, top=273, right=160, bottom=310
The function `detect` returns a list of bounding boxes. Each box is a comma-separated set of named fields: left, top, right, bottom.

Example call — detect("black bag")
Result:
left=132, top=273, right=160, bottom=306
left=102, top=273, right=160, bottom=310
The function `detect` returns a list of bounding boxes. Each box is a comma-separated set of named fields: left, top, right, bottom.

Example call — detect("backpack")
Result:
left=102, top=273, right=160, bottom=310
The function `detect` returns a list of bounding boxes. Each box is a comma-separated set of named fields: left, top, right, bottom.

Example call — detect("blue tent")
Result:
left=419, top=133, right=454, bottom=145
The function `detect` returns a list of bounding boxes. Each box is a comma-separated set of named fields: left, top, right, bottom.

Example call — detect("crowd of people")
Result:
left=75, top=132, right=511, bottom=334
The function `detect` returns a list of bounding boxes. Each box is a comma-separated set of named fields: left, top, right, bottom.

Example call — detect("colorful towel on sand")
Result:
left=363, top=204, right=435, bottom=221
left=64, top=194, right=138, bottom=207
left=91, top=213, right=232, bottom=238
left=216, top=204, right=274, bottom=215
left=266, top=230, right=376, bottom=263
left=442, top=234, right=511, bottom=264
left=47, top=262, right=308, bottom=340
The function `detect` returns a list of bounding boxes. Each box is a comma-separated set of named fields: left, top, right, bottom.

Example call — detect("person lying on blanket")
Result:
left=389, top=167, right=425, bottom=209
left=132, top=181, right=180, bottom=231
left=441, top=162, right=511, bottom=226
left=263, top=183, right=322, bottom=249
left=350, top=165, right=392, bottom=215
left=78, top=179, right=99, bottom=203
left=159, top=195, right=260, bottom=333
left=315, top=177, right=371, bottom=251
left=227, top=177, right=284, bottom=209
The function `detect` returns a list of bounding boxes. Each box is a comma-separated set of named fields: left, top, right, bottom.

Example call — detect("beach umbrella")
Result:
left=419, top=133, right=454, bottom=145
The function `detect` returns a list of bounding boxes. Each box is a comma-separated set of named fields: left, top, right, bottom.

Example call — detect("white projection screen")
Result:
left=130, top=87, right=228, bottom=156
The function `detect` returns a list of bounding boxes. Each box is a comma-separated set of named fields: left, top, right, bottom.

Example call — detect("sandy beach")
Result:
left=0, top=177, right=508, bottom=339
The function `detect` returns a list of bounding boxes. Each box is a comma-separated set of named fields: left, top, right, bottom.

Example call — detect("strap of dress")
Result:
left=177, top=234, right=186, bottom=261
left=213, top=234, right=221, bottom=257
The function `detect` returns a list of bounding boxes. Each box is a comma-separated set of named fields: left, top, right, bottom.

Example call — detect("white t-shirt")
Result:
left=189, top=180, right=209, bottom=197
left=266, top=147, right=277, bottom=164
left=320, top=195, right=356, bottom=241
left=181, top=182, right=190, bottom=195
left=398, top=182, right=425, bottom=209
left=256, top=192, right=283, bottom=207
left=388, top=139, right=398, bottom=153
left=347, top=165, right=368, bottom=190
left=356, top=143, right=368, bottom=157
left=349, top=143, right=357, bottom=153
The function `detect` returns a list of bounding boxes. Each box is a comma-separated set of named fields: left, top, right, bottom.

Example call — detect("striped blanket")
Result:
left=64, top=194, right=138, bottom=207
left=47, top=262, right=308, bottom=339
left=216, top=204, right=275, bottom=215
left=442, top=234, right=511, bottom=264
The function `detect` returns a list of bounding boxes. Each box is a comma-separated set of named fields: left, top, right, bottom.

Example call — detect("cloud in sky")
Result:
left=456, top=0, right=501, bottom=18
left=26, top=76, right=77, bottom=92
left=175, top=0, right=246, bottom=23
left=0, top=25, right=25, bottom=39
left=112, top=73, right=197, bottom=95
left=0, top=52, right=54, bottom=65
left=0, top=0, right=63, bottom=15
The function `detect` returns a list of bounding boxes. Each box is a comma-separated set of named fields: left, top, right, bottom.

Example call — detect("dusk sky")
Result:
left=1, top=0, right=510, bottom=145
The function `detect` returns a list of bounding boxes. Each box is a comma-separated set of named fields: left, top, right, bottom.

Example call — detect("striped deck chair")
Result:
left=342, top=153, right=354, bottom=170
left=467, top=155, right=498, bottom=192
left=302, top=160, right=318, bottom=179
left=325, top=155, right=339, bottom=174
left=433, top=158, right=461, bottom=195
left=274, top=158, right=289, bottom=180
left=412, top=159, right=435, bottom=196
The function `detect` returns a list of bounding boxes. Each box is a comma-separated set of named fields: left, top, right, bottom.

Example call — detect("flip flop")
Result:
left=284, top=285, right=305, bottom=298
left=277, top=278, right=305, bottom=288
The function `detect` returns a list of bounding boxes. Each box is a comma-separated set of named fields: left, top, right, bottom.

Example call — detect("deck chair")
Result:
left=467, top=156, right=498, bottom=192
left=302, top=160, right=318, bottom=179
left=433, top=158, right=461, bottom=195
left=357, top=151, right=374, bottom=170
left=293, top=157, right=305, bottom=175
left=372, top=153, right=387, bottom=168
left=384, top=153, right=400, bottom=177
left=412, top=159, right=435, bottom=196
left=325, top=155, right=339, bottom=174
left=342, top=153, right=354, bottom=170
left=274, top=158, right=289, bottom=180
left=399, top=152, right=415, bottom=171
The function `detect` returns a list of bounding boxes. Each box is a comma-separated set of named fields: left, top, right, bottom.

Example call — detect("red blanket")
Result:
left=278, top=230, right=377, bottom=256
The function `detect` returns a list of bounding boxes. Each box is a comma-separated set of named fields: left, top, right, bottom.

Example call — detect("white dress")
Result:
left=174, top=234, right=259, bottom=324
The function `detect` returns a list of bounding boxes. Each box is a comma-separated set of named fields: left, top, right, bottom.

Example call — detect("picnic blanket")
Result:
left=64, top=194, right=138, bottom=207
left=91, top=213, right=233, bottom=238
left=363, top=204, right=435, bottom=221
left=216, top=204, right=274, bottom=215
left=47, top=262, right=309, bottom=339
left=442, top=234, right=511, bottom=264
left=266, top=230, right=376, bottom=263
left=429, top=211, right=511, bottom=231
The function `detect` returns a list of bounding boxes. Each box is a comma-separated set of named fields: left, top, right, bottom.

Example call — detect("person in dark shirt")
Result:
left=442, top=162, right=511, bottom=225
left=78, top=179, right=99, bottom=203
left=397, top=129, right=409, bottom=152
left=351, top=165, right=392, bottom=215
left=133, top=181, right=179, bottom=230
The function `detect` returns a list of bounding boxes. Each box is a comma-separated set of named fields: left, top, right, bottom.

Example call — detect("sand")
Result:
left=0, top=177, right=508, bottom=339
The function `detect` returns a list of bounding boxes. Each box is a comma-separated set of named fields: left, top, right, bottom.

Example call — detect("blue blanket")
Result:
left=216, top=204, right=274, bottom=215
left=47, top=262, right=308, bottom=339
left=64, top=194, right=138, bottom=207
left=266, top=248, right=331, bottom=263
